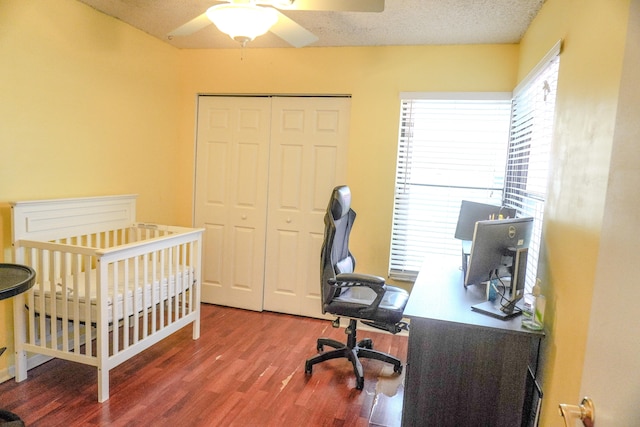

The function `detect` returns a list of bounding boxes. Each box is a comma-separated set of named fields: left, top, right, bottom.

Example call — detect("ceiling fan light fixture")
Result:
left=206, top=4, right=279, bottom=46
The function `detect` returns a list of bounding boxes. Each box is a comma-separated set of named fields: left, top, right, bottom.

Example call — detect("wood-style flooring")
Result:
left=0, top=304, right=408, bottom=426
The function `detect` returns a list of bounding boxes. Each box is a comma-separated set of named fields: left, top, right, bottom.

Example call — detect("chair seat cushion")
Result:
left=326, top=285, right=408, bottom=324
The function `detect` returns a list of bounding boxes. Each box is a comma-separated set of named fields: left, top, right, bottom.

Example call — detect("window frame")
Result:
left=504, top=41, right=561, bottom=293
left=389, top=92, right=513, bottom=281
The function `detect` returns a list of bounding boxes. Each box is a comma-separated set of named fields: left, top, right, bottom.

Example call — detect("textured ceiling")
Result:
left=76, top=0, right=546, bottom=49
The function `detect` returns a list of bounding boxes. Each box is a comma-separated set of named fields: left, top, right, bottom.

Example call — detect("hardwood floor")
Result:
left=0, top=304, right=408, bottom=426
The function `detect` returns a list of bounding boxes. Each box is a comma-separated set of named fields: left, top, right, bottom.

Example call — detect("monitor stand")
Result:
left=471, top=284, right=524, bottom=320
left=472, top=247, right=528, bottom=320
left=471, top=299, right=522, bottom=320
left=461, top=240, right=471, bottom=287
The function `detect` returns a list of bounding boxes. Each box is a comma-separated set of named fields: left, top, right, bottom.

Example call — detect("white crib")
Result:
left=10, top=194, right=203, bottom=402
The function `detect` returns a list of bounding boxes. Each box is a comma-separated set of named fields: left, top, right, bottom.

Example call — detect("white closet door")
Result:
left=263, top=97, right=350, bottom=317
left=194, top=96, right=271, bottom=311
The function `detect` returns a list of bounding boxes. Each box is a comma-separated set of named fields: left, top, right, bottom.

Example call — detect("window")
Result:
left=504, top=43, right=561, bottom=292
left=390, top=43, right=561, bottom=287
left=390, top=93, right=512, bottom=280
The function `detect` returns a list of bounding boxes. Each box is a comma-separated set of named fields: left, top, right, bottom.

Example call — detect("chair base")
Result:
left=304, top=319, right=403, bottom=390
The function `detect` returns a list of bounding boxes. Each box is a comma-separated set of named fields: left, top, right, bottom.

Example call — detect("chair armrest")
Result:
left=330, top=274, right=386, bottom=294
left=333, top=273, right=385, bottom=286
left=330, top=273, right=387, bottom=314
left=329, top=273, right=387, bottom=316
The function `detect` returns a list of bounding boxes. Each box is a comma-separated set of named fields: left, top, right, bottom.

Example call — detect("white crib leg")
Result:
left=192, top=294, right=201, bottom=340
left=193, top=315, right=201, bottom=340
left=13, top=294, right=28, bottom=382
left=98, top=367, right=109, bottom=402
left=192, top=273, right=201, bottom=340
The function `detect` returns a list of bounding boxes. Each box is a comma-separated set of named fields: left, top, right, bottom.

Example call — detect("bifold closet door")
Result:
left=262, top=97, right=349, bottom=317
left=195, top=95, right=349, bottom=316
left=194, top=96, right=271, bottom=311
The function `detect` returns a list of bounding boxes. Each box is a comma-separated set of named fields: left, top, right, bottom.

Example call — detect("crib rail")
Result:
left=12, top=224, right=203, bottom=402
left=52, top=223, right=178, bottom=249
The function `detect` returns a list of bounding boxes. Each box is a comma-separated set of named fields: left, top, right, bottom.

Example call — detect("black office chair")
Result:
left=304, top=185, right=409, bottom=390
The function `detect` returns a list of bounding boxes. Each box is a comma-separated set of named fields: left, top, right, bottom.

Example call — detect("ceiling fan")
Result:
left=167, top=0, right=385, bottom=48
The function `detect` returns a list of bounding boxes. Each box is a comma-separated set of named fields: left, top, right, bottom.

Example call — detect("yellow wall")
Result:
left=0, top=0, right=182, bottom=372
left=0, top=0, right=183, bottom=219
left=517, top=0, right=630, bottom=424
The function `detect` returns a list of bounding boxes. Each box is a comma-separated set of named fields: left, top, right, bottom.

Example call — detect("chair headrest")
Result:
left=329, top=186, right=351, bottom=220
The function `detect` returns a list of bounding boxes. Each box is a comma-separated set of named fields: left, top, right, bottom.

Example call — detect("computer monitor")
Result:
left=464, top=216, right=534, bottom=295
left=454, top=200, right=517, bottom=241
left=455, top=201, right=518, bottom=281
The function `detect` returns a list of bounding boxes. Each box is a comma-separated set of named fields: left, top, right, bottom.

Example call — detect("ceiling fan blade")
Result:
left=270, top=11, right=319, bottom=48
left=278, top=0, right=384, bottom=12
left=167, top=13, right=212, bottom=37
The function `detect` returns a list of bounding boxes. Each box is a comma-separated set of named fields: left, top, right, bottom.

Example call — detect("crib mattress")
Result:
left=29, top=262, right=193, bottom=324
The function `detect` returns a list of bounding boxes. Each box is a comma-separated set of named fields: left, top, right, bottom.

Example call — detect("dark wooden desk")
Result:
left=401, top=254, right=544, bottom=427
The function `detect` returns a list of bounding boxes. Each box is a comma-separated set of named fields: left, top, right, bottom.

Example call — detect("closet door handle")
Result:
left=241, top=215, right=247, bottom=220
left=286, top=217, right=292, bottom=223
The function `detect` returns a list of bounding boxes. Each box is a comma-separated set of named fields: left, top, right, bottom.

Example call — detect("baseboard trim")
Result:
left=0, top=354, right=54, bottom=384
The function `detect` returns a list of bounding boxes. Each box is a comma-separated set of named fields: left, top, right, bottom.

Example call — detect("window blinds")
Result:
left=505, top=49, right=561, bottom=292
left=390, top=95, right=512, bottom=280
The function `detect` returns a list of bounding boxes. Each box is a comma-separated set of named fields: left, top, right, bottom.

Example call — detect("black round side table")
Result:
left=0, top=263, right=35, bottom=427
left=0, top=264, right=36, bottom=301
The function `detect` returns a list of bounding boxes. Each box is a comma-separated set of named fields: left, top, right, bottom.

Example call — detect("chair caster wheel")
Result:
left=356, top=378, right=364, bottom=390
left=394, top=364, right=403, bottom=374
left=361, top=338, right=373, bottom=349
left=305, top=361, right=312, bottom=374
left=317, top=344, right=324, bottom=352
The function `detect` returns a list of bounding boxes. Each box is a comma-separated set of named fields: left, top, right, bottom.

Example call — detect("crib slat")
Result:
left=122, top=259, right=130, bottom=350
left=173, top=245, right=180, bottom=321
left=27, top=248, right=36, bottom=346
left=142, top=252, right=149, bottom=339
left=180, top=243, right=187, bottom=316
left=37, top=252, right=46, bottom=348
left=60, top=251, right=69, bottom=353
left=187, top=241, right=194, bottom=312
left=132, top=255, right=140, bottom=345
left=48, top=250, right=58, bottom=348
left=83, top=257, right=90, bottom=356
left=151, top=251, right=157, bottom=334
left=112, top=261, right=119, bottom=355
left=72, top=253, right=81, bottom=354
left=161, top=248, right=166, bottom=323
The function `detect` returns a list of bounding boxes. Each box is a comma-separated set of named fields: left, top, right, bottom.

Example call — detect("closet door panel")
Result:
left=305, top=232, right=325, bottom=297
left=264, top=97, right=350, bottom=317
left=195, top=96, right=271, bottom=311
left=312, top=146, right=339, bottom=203
left=270, top=230, right=300, bottom=295
left=278, top=145, right=304, bottom=206
left=231, top=225, right=257, bottom=290
left=203, top=224, right=224, bottom=286
left=205, top=142, right=227, bottom=203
